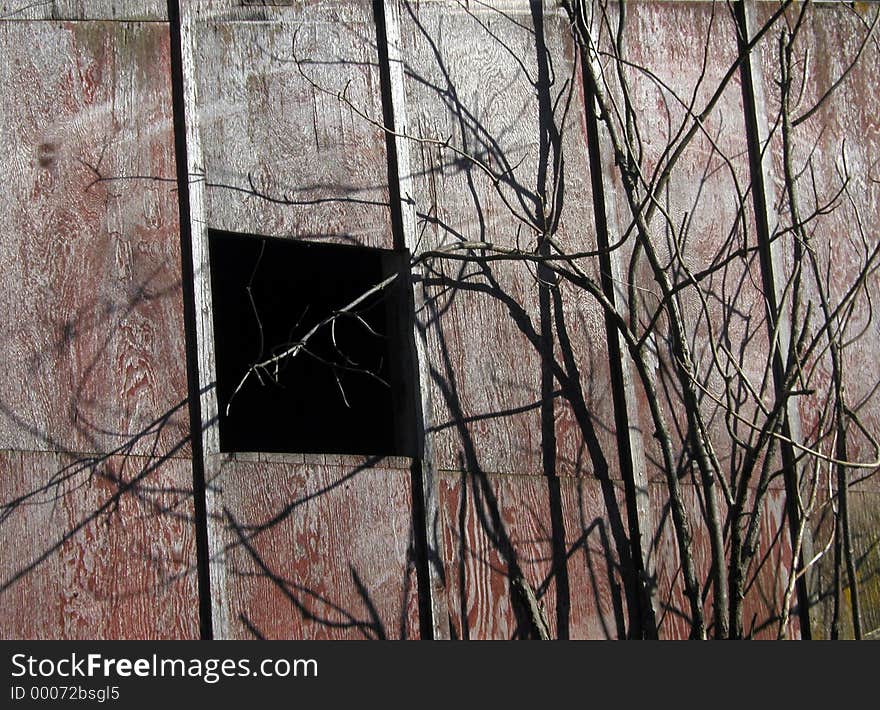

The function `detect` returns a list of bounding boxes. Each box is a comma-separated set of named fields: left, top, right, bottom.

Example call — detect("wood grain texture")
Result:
left=383, top=0, right=451, bottom=637
left=0, top=21, right=189, bottom=458
left=190, top=6, right=394, bottom=248
left=399, top=1, right=620, bottom=478
left=186, top=0, right=360, bottom=20
left=755, top=2, right=880, bottom=636
left=208, top=456, right=420, bottom=639
left=0, top=1, right=166, bottom=20
left=0, top=449, right=198, bottom=638
left=757, top=2, right=880, bottom=491
left=589, top=2, right=799, bottom=637
left=176, top=4, right=221, bottom=465
left=438, top=471, right=633, bottom=639
left=601, top=1, right=772, bottom=487
left=183, top=2, right=420, bottom=638
left=647, top=481, right=794, bottom=640
left=2, top=0, right=871, bottom=641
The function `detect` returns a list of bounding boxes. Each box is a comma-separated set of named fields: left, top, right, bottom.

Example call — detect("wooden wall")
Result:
left=0, top=8, right=198, bottom=638
left=602, top=0, right=794, bottom=639
left=397, top=0, right=636, bottom=638
left=1, top=0, right=877, bottom=639
left=755, top=0, right=880, bottom=638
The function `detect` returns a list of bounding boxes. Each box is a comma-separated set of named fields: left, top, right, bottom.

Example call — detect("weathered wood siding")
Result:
left=756, top=1, right=880, bottom=639
left=0, top=1, right=166, bottom=20
left=590, top=0, right=797, bottom=637
left=440, top=473, right=632, bottom=639
left=211, top=456, right=420, bottom=639
left=646, top=480, right=793, bottom=640
left=183, top=1, right=421, bottom=639
left=192, top=6, right=394, bottom=248
left=401, top=0, right=615, bottom=477
left=1, top=0, right=877, bottom=640
left=398, top=0, right=637, bottom=637
left=1, top=450, right=196, bottom=639
left=0, top=18, right=198, bottom=638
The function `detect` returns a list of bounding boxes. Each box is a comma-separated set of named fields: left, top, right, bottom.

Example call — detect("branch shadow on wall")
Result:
left=0, top=263, right=206, bottom=637
left=0, top=0, right=831, bottom=641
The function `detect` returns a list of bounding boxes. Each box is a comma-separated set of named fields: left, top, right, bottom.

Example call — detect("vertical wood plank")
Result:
left=753, top=0, right=880, bottom=638
left=176, top=0, right=424, bottom=638
left=397, top=0, right=622, bottom=480
left=580, top=2, right=659, bottom=634
left=0, top=17, right=198, bottom=639
left=738, top=0, right=817, bottom=636
left=588, top=0, right=795, bottom=635
left=383, top=0, right=450, bottom=639
left=0, top=21, right=189, bottom=457
left=174, top=0, right=226, bottom=636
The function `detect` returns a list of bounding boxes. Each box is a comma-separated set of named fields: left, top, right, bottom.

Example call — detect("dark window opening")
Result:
left=209, top=230, right=415, bottom=456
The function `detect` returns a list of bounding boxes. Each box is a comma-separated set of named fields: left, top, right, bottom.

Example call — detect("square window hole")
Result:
left=208, top=230, right=415, bottom=456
